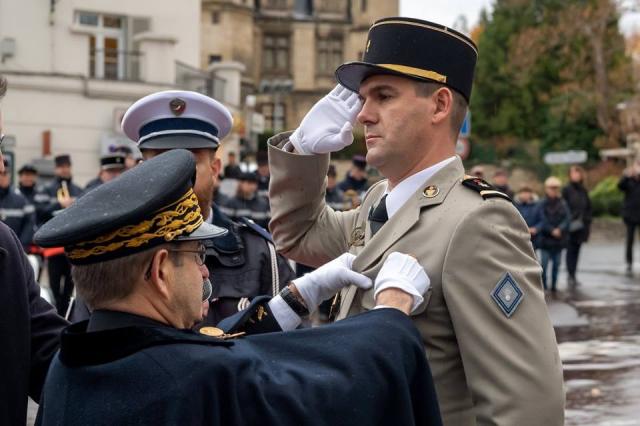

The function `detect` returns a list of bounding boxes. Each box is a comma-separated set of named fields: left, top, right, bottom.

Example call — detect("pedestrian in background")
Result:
left=514, top=186, right=540, bottom=248
left=36, top=154, right=83, bottom=316
left=536, top=176, right=571, bottom=292
left=337, top=154, right=368, bottom=194
left=492, top=168, right=514, bottom=199
left=220, top=171, right=271, bottom=229
left=254, top=150, right=270, bottom=200
left=618, top=160, right=640, bottom=274
left=224, top=151, right=242, bottom=179
left=0, top=158, right=36, bottom=250
left=0, top=72, right=68, bottom=426
left=562, top=165, right=592, bottom=287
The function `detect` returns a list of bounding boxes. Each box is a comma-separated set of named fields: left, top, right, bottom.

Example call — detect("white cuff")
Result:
left=268, top=295, right=302, bottom=331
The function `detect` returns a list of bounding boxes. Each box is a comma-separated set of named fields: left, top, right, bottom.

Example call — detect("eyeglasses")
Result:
left=0, top=134, right=5, bottom=150
left=144, top=243, right=207, bottom=280
left=167, top=244, right=207, bottom=266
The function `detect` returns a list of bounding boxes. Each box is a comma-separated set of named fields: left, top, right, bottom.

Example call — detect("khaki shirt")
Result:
left=268, top=132, right=565, bottom=426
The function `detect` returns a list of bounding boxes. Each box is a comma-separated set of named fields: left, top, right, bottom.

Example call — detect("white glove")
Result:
left=374, top=253, right=430, bottom=313
left=289, top=85, right=362, bottom=155
left=294, top=253, right=372, bottom=312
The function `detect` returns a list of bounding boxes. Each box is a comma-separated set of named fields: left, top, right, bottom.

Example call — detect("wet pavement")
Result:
left=551, top=241, right=640, bottom=425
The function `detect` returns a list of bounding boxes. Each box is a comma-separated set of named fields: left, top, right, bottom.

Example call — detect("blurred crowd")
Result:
left=470, top=165, right=593, bottom=293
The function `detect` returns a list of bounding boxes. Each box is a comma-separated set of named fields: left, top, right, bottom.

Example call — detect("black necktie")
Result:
left=368, top=194, right=388, bottom=236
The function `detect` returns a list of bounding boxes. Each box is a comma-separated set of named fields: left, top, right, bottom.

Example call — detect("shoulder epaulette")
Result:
left=238, top=217, right=273, bottom=242
left=461, top=175, right=512, bottom=201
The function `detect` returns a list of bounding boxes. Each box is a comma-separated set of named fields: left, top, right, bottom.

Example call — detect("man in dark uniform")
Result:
left=338, top=154, right=369, bottom=194
left=17, top=163, right=40, bottom=206
left=35, top=154, right=84, bottom=316
left=219, top=171, right=271, bottom=228
left=84, top=153, right=126, bottom=191
left=1, top=158, right=36, bottom=249
left=120, top=90, right=296, bottom=325
left=35, top=149, right=441, bottom=426
left=0, top=72, right=69, bottom=426
left=255, top=149, right=270, bottom=200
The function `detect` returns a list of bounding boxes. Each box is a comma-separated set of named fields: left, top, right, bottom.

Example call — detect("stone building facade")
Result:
left=201, top=0, right=399, bottom=140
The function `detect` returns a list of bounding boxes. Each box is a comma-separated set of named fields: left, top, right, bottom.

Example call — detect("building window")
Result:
left=267, top=0, right=288, bottom=8
left=263, top=34, right=290, bottom=72
left=262, top=103, right=286, bottom=132
left=211, top=11, right=220, bottom=24
left=361, top=0, right=367, bottom=12
left=209, top=54, right=222, bottom=64
left=77, top=11, right=139, bottom=81
left=317, top=37, right=343, bottom=74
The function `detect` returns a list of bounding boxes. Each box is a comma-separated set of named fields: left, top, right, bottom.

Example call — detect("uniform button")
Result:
left=199, top=327, right=224, bottom=337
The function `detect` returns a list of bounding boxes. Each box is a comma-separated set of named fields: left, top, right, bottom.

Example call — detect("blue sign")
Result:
left=459, top=111, right=471, bottom=137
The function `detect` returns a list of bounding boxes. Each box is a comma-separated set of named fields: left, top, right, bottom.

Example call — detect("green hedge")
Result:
left=589, top=176, right=623, bottom=217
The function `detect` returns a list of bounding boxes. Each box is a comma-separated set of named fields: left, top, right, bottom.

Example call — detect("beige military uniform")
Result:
left=268, top=132, right=564, bottom=426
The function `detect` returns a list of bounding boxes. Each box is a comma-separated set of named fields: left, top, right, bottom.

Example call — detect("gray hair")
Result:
left=71, top=243, right=184, bottom=309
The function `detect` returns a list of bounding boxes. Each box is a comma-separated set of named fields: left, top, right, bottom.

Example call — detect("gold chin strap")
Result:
left=378, top=64, right=447, bottom=83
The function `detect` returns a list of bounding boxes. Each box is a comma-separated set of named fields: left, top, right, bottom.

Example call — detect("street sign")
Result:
left=456, top=137, right=471, bottom=160
left=459, top=111, right=471, bottom=138
left=251, top=113, right=265, bottom=134
left=543, top=150, right=588, bottom=165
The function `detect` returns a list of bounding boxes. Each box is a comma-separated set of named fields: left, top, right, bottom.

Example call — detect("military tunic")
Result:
left=267, top=132, right=565, bottom=426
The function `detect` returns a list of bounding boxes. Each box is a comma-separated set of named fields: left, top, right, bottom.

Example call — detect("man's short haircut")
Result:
left=413, top=81, right=468, bottom=138
left=0, top=74, right=7, bottom=99
left=71, top=243, right=182, bottom=309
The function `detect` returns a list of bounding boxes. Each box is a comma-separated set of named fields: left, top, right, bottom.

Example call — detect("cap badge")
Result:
left=366, top=39, right=371, bottom=53
left=423, top=185, right=440, bottom=198
left=170, top=98, right=186, bottom=116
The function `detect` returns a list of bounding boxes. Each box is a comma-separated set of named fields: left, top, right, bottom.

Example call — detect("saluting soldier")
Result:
left=35, top=149, right=441, bottom=426
left=71, top=91, right=296, bottom=325
left=267, top=17, right=564, bottom=426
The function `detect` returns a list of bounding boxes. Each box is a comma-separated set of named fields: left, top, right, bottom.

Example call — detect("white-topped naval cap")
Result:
left=122, top=90, right=233, bottom=150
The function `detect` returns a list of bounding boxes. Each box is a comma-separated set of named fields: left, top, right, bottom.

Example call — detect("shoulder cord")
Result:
left=267, top=240, right=280, bottom=297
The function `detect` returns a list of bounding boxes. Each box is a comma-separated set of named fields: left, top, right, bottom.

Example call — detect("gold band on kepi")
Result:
left=34, top=149, right=227, bottom=265
left=66, top=189, right=203, bottom=262
left=335, top=17, right=478, bottom=102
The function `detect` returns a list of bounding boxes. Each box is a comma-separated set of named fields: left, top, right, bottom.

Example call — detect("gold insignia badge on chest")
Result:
left=349, top=226, right=365, bottom=247
left=422, top=185, right=440, bottom=198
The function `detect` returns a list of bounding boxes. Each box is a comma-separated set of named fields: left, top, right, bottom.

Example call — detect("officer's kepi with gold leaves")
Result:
left=34, top=150, right=227, bottom=265
left=335, top=17, right=478, bottom=102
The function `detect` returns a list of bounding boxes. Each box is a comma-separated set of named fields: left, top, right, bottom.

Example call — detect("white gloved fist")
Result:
left=374, top=252, right=430, bottom=313
left=289, top=85, right=363, bottom=155
left=294, top=253, right=372, bottom=312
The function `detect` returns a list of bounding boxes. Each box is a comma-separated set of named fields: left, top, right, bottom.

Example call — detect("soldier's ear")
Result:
left=211, top=156, right=221, bottom=178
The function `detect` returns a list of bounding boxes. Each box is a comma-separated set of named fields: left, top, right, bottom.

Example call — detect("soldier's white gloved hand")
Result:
left=374, top=253, right=430, bottom=313
left=294, top=253, right=372, bottom=312
left=289, top=85, right=363, bottom=155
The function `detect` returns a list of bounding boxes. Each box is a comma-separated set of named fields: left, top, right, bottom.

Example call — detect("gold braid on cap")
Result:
left=67, top=189, right=203, bottom=260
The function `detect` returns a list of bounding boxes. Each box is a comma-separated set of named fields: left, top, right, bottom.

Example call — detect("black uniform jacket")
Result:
left=0, top=223, right=68, bottom=426
left=37, top=298, right=441, bottom=426
left=35, top=177, right=84, bottom=225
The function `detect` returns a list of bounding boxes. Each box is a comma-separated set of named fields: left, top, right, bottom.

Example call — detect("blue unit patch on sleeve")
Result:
left=491, top=272, right=524, bottom=318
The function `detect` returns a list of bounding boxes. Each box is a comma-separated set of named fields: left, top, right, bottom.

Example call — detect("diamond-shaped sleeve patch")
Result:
left=491, top=272, right=524, bottom=318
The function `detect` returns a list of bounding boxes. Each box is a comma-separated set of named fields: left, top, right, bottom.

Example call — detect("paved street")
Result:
left=551, top=240, right=640, bottom=425
left=27, top=237, right=640, bottom=425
